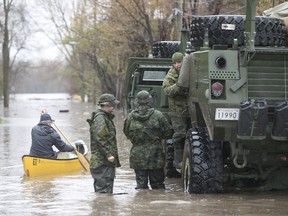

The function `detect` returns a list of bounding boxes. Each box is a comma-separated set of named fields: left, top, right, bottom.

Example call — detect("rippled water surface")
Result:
left=1, top=93, right=288, bottom=216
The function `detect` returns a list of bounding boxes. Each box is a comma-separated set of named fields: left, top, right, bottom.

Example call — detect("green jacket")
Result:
left=87, top=109, right=121, bottom=169
left=162, top=66, right=189, bottom=117
left=123, top=106, right=173, bottom=169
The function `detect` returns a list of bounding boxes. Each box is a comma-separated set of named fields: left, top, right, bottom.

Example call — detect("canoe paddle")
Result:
left=52, top=122, right=90, bottom=172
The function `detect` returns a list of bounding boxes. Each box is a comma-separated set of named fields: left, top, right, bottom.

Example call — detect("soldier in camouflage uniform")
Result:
left=162, top=52, right=190, bottom=170
left=123, top=90, right=173, bottom=189
left=87, top=93, right=121, bottom=194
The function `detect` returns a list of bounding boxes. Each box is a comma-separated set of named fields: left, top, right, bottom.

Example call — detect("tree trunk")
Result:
left=3, top=0, right=10, bottom=108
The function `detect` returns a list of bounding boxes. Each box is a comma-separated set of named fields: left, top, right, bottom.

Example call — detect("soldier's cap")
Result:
left=98, top=93, right=120, bottom=106
left=136, top=90, right=151, bottom=105
left=172, top=52, right=184, bottom=63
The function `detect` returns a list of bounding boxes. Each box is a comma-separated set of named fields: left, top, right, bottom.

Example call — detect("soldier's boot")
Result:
left=173, top=149, right=184, bottom=170
left=166, top=139, right=181, bottom=178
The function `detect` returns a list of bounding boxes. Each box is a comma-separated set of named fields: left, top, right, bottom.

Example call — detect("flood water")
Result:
left=1, top=93, right=288, bottom=216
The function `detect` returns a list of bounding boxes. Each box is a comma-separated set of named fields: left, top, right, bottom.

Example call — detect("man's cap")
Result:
left=172, top=52, right=184, bottom=63
left=40, top=113, right=54, bottom=122
left=136, top=90, right=151, bottom=105
left=98, top=93, right=120, bottom=106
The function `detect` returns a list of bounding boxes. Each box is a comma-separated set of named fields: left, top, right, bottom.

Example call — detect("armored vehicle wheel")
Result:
left=182, top=127, right=223, bottom=194
left=190, top=15, right=286, bottom=49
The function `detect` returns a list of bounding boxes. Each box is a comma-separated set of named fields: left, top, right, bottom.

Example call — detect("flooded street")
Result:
left=1, top=93, right=288, bottom=216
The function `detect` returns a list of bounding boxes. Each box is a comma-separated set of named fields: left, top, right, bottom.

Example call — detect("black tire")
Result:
left=190, top=15, right=286, bottom=49
left=182, top=127, right=223, bottom=194
left=152, top=41, right=195, bottom=58
left=152, top=41, right=180, bottom=58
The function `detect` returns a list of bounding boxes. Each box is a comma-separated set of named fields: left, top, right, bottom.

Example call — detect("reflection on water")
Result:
left=1, top=93, right=288, bottom=215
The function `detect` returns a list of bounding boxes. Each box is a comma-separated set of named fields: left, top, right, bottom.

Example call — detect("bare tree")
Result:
left=2, top=0, right=11, bottom=107
left=37, top=0, right=121, bottom=102
left=33, top=0, right=98, bottom=101
left=1, top=0, right=29, bottom=107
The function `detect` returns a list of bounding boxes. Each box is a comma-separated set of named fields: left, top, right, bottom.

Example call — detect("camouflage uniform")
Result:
left=162, top=53, right=190, bottom=169
left=87, top=94, right=121, bottom=194
left=123, top=90, right=173, bottom=189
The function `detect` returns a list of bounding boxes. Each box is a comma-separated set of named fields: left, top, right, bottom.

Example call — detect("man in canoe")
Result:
left=29, top=112, right=76, bottom=159
left=87, top=93, right=121, bottom=194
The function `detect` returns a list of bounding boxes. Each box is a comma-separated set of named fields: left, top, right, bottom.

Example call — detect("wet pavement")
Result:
left=1, top=93, right=288, bottom=216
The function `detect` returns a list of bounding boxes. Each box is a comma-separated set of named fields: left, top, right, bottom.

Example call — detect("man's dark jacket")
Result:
left=29, top=123, right=74, bottom=159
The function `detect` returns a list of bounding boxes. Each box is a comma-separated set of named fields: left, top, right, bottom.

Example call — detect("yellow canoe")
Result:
left=22, top=155, right=85, bottom=177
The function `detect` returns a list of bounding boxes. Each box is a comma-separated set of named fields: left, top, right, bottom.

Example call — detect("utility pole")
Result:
left=177, top=0, right=188, bottom=54
left=175, top=0, right=183, bottom=41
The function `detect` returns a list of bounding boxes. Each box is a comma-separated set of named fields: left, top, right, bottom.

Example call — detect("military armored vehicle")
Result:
left=123, top=57, right=171, bottom=117
left=123, top=0, right=288, bottom=194
left=123, top=41, right=192, bottom=117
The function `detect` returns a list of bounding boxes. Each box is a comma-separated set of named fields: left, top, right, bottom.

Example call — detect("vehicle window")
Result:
left=142, top=70, right=167, bottom=81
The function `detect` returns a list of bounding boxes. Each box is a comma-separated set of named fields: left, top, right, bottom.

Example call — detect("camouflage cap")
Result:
left=98, top=93, right=120, bottom=106
left=136, top=90, right=151, bottom=105
left=172, top=52, right=184, bottom=63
